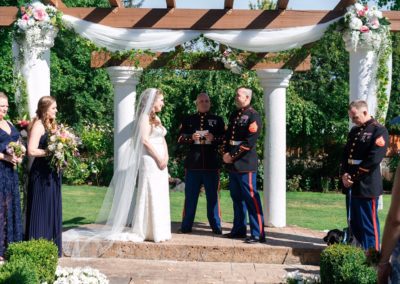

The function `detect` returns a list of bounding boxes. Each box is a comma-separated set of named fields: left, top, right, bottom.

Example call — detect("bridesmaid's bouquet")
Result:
left=6, top=141, right=27, bottom=159
left=6, top=141, right=26, bottom=169
left=47, top=125, right=80, bottom=173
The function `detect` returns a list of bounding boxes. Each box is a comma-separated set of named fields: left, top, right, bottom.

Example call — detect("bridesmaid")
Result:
left=26, top=96, right=62, bottom=257
left=0, top=92, right=23, bottom=261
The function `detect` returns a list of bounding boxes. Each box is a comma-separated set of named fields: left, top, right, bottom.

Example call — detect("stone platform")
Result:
left=62, top=222, right=326, bottom=265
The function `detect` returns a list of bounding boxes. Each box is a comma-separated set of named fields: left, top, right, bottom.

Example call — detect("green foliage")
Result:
left=287, top=175, right=302, bottom=192
left=320, top=244, right=376, bottom=284
left=249, top=0, right=276, bottom=10
left=5, top=239, right=58, bottom=284
left=0, top=258, right=38, bottom=284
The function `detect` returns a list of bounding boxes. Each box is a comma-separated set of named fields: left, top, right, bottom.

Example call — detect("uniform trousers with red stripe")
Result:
left=349, top=196, right=380, bottom=251
left=228, top=172, right=265, bottom=238
left=181, top=170, right=221, bottom=232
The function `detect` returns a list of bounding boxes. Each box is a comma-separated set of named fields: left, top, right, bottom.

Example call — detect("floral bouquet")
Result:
left=6, top=141, right=26, bottom=169
left=47, top=125, right=80, bottom=173
left=342, top=2, right=391, bottom=51
left=6, top=141, right=26, bottom=159
left=15, top=1, right=62, bottom=32
left=54, top=266, right=109, bottom=284
left=213, top=49, right=243, bottom=75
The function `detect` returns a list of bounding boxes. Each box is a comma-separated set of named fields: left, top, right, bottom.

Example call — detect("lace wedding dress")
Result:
left=63, top=88, right=171, bottom=257
left=108, top=125, right=171, bottom=242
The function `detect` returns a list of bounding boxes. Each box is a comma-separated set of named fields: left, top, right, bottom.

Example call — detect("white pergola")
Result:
left=1, top=0, right=396, bottom=227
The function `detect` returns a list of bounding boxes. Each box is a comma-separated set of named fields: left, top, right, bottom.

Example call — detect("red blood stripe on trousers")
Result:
left=372, top=198, right=379, bottom=251
left=248, top=173, right=263, bottom=234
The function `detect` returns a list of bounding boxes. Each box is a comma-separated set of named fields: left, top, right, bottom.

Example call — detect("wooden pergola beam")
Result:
left=277, top=0, right=289, bottom=10
left=91, top=51, right=311, bottom=71
left=108, top=0, right=122, bottom=8
left=333, top=0, right=357, bottom=11
left=0, top=8, right=345, bottom=29
left=2, top=6, right=400, bottom=31
left=224, top=0, right=234, bottom=9
left=166, top=0, right=175, bottom=9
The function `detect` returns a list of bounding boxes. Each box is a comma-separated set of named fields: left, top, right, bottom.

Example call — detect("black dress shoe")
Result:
left=223, top=232, right=247, bottom=239
left=177, top=228, right=192, bottom=234
left=212, top=228, right=222, bottom=235
left=244, top=236, right=266, bottom=244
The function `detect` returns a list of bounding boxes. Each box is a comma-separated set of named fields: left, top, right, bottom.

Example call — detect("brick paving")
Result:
left=58, top=258, right=320, bottom=284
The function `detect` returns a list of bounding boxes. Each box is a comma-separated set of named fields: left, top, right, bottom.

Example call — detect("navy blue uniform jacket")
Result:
left=340, top=118, right=389, bottom=197
left=178, top=112, right=225, bottom=170
left=224, top=106, right=261, bottom=172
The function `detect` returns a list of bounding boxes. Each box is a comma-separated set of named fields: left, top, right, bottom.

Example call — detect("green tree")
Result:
left=249, top=0, right=276, bottom=10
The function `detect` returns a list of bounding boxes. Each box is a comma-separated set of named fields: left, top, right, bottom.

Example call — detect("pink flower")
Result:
left=21, top=13, right=30, bottom=21
left=360, top=25, right=370, bottom=33
left=371, top=19, right=380, bottom=29
left=357, top=9, right=366, bottom=17
left=33, top=8, right=47, bottom=21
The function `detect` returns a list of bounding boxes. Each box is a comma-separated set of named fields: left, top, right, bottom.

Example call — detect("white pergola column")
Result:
left=345, top=40, right=392, bottom=121
left=257, top=69, right=293, bottom=228
left=348, top=49, right=379, bottom=117
left=106, top=66, right=143, bottom=171
left=12, top=28, right=58, bottom=118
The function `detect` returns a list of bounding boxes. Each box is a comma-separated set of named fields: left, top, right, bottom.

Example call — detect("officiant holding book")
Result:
left=177, top=92, right=225, bottom=234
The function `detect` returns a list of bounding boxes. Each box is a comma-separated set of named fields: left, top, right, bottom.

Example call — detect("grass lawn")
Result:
left=63, top=185, right=391, bottom=234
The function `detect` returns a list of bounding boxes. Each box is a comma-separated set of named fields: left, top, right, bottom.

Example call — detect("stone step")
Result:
left=62, top=222, right=326, bottom=265
left=58, top=257, right=321, bottom=284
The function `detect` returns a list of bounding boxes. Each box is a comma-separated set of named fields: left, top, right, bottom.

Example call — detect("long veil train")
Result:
left=63, top=88, right=158, bottom=257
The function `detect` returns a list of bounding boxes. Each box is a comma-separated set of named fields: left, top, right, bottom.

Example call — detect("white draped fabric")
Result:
left=62, top=15, right=340, bottom=52
left=62, top=15, right=200, bottom=52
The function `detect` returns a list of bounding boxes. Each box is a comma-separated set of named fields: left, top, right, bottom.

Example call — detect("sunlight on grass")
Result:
left=62, top=185, right=391, bottom=234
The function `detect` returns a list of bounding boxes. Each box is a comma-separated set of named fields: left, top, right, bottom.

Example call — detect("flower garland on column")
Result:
left=340, top=2, right=392, bottom=123
left=12, top=0, right=63, bottom=118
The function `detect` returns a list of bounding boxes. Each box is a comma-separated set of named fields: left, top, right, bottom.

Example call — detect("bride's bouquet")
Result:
left=47, top=125, right=80, bottom=173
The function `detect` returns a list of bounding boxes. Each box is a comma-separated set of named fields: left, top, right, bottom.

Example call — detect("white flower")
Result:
left=349, top=17, right=363, bottom=30
left=354, top=3, right=364, bottom=11
left=50, top=135, right=56, bottom=142
left=48, top=144, right=55, bottom=151
left=55, top=151, right=63, bottom=159
left=57, top=142, right=63, bottom=150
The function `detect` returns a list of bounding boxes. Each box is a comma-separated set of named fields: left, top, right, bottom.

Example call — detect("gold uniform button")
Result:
left=352, top=143, right=355, bottom=146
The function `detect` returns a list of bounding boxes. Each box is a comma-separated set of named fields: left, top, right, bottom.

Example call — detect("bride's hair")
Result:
left=138, top=88, right=163, bottom=126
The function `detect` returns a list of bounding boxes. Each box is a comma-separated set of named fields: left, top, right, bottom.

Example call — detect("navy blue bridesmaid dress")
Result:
left=0, top=122, right=23, bottom=258
left=26, top=132, right=62, bottom=256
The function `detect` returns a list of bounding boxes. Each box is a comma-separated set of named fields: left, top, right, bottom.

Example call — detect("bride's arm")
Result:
left=162, top=138, right=169, bottom=165
left=140, top=116, right=165, bottom=169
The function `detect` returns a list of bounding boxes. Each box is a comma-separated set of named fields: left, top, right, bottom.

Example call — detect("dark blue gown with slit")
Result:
left=0, top=122, right=23, bottom=257
left=26, top=133, right=62, bottom=256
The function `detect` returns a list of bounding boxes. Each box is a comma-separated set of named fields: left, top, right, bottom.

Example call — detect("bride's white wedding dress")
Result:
left=115, top=125, right=171, bottom=242
left=63, top=88, right=171, bottom=257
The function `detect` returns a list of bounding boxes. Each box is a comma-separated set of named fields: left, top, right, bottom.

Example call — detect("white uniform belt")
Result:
left=194, top=140, right=211, bottom=145
left=348, top=159, right=362, bottom=165
left=229, top=140, right=243, bottom=146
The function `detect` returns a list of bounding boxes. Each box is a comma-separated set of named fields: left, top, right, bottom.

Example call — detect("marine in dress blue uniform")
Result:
left=178, top=93, right=225, bottom=234
left=223, top=87, right=265, bottom=243
left=341, top=100, right=389, bottom=251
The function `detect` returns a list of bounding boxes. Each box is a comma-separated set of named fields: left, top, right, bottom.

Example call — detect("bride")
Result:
left=64, top=88, right=171, bottom=255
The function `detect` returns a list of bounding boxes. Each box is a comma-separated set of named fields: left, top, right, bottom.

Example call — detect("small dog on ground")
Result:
left=323, top=228, right=353, bottom=245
